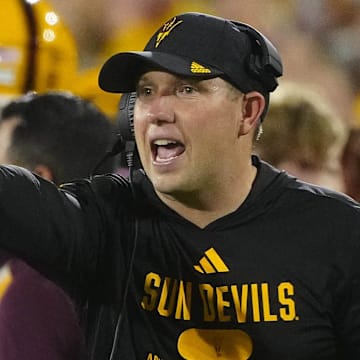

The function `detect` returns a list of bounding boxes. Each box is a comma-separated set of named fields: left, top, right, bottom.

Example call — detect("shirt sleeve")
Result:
left=0, top=165, right=133, bottom=299
left=0, top=165, right=109, bottom=286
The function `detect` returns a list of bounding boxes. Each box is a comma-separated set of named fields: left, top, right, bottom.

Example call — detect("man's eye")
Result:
left=179, top=86, right=194, bottom=94
left=138, top=87, right=152, bottom=97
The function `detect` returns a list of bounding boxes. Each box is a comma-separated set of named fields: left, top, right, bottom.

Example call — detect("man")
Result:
left=0, top=91, right=115, bottom=182
left=0, top=12, right=359, bottom=359
left=0, top=91, right=115, bottom=359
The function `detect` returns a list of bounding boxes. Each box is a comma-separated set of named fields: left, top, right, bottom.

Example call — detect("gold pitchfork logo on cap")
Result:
left=155, top=17, right=183, bottom=48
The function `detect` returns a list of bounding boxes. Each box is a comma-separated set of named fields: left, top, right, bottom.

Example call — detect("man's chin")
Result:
left=153, top=179, right=179, bottom=197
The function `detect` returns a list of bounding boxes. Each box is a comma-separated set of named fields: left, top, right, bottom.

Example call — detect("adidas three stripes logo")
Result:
left=194, top=247, right=229, bottom=274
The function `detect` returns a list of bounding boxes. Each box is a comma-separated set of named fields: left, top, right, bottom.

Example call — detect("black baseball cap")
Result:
left=98, top=12, right=282, bottom=95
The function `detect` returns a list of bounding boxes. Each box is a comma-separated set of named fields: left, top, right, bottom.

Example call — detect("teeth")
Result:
left=153, top=139, right=177, bottom=146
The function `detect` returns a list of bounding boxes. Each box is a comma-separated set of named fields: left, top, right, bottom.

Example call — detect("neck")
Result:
left=157, top=160, right=257, bottom=229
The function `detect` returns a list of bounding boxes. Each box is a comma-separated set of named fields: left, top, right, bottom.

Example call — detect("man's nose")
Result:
left=146, top=95, right=175, bottom=125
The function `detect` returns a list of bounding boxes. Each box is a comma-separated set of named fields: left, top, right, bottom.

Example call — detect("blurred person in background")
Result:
left=295, top=0, right=360, bottom=125
left=341, top=127, right=360, bottom=202
left=0, top=91, right=115, bottom=182
left=215, top=0, right=357, bottom=127
left=254, top=82, right=348, bottom=192
left=0, top=0, right=78, bottom=107
left=0, top=0, right=118, bottom=119
left=0, top=91, right=115, bottom=359
left=0, top=248, right=86, bottom=360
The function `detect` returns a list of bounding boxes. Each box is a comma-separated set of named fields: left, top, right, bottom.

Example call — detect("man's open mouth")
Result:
left=152, top=139, right=185, bottom=163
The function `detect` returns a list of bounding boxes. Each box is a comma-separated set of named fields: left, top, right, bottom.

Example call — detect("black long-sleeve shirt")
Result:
left=0, top=157, right=359, bottom=359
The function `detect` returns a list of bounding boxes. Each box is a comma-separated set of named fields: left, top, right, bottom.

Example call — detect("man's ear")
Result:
left=239, top=91, right=265, bottom=135
left=33, top=164, right=54, bottom=182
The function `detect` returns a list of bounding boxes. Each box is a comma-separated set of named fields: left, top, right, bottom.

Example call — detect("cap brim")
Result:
left=98, top=52, right=223, bottom=93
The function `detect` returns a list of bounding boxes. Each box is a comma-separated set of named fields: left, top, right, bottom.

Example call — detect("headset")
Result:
left=118, top=91, right=137, bottom=143
left=91, top=92, right=136, bottom=179
left=115, top=21, right=282, bottom=145
left=109, top=92, right=138, bottom=177
left=232, top=21, right=283, bottom=93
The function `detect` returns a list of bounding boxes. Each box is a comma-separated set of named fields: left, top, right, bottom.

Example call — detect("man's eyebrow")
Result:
left=136, top=74, right=212, bottom=90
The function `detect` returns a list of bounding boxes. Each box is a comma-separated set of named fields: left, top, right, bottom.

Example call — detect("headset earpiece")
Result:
left=232, top=21, right=283, bottom=93
left=116, top=92, right=139, bottom=170
left=247, top=53, right=263, bottom=78
left=93, top=92, right=138, bottom=175
left=118, top=92, right=137, bottom=142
